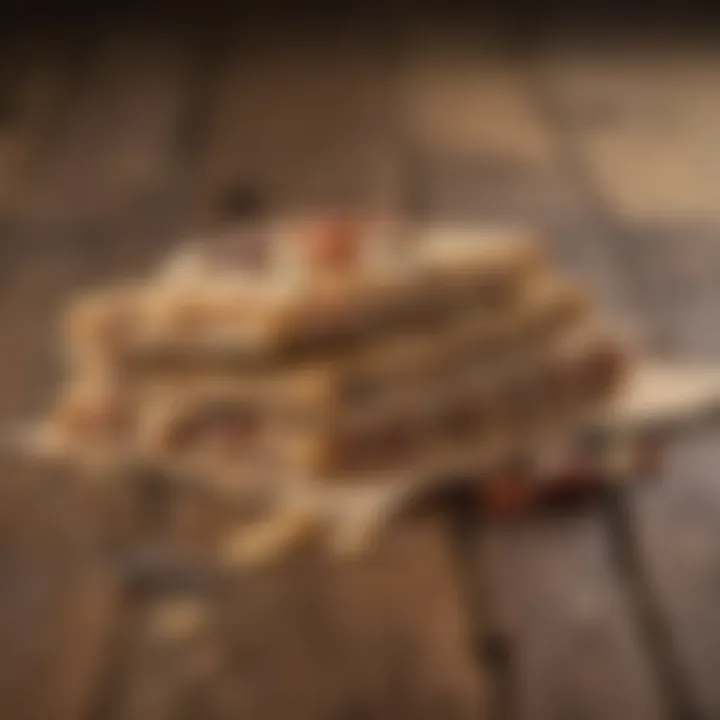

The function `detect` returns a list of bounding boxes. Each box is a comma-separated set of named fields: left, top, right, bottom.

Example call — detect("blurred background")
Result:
left=2, top=3, right=720, bottom=719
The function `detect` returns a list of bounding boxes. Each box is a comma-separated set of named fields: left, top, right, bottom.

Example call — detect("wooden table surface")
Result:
left=2, top=13, right=720, bottom=720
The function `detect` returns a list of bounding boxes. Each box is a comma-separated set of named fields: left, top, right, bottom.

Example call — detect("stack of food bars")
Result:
left=44, top=218, right=627, bottom=490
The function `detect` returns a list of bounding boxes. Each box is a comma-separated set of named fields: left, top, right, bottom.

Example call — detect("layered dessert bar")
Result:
left=45, top=218, right=627, bottom=484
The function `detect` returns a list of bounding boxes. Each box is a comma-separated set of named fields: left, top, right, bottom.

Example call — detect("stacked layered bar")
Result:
left=46, top=219, right=627, bottom=485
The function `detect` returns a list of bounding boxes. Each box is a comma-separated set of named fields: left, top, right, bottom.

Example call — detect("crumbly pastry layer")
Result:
left=32, top=219, right=631, bottom=561
left=65, top=223, right=546, bottom=368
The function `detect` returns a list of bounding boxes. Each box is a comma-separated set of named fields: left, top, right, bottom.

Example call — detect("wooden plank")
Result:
left=0, top=452, right=121, bottom=720
left=12, top=26, right=202, bottom=266
left=0, top=22, right=220, bottom=720
left=482, top=512, right=663, bottom=720
left=0, top=31, right=72, bottom=224
left=107, top=516, right=485, bottom=720
left=538, top=39, right=720, bottom=718
left=0, top=27, right=93, bottom=393
left=192, top=25, right=401, bottom=224
left=579, top=225, right=720, bottom=717
left=398, top=29, right=666, bottom=719
left=396, top=26, right=633, bottom=321
left=537, top=37, right=720, bottom=223
left=0, top=24, right=206, bottom=422
left=396, top=27, right=561, bottom=216
left=398, top=27, right=555, bottom=166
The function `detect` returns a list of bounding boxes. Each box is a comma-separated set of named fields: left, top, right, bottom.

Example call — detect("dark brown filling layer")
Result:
left=163, top=401, right=263, bottom=456
left=576, top=341, right=625, bottom=398
left=333, top=418, right=420, bottom=471
left=438, top=394, right=489, bottom=440
left=495, top=374, right=549, bottom=430
left=121, top=344, right=265, bottom=379
left=331, top=393, right=492, bottom=472
left=70, top=405, right=131, bottom=440
left=119, top=279, right=581, bottom=391
left=539, top=361, right=576, bottom=411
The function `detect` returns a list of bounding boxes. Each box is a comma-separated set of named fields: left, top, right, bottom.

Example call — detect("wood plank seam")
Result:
left=508, top=29, right=705, bottom=720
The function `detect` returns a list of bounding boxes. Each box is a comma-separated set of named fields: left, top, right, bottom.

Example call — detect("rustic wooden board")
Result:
left=482, top=512, right=664, bottom=720
left=0, top=24, right=206, bottom=422
left=190, top=25, right=401, bottom=223
left=0, top=23, right=229, bottom=720
left=5, top=17, right=720, bottom=720
left=536, top=41, right=720, bottom=718
left=399, top=29, right=667, bottom=719
left=0, top=452, right=120, bottom=720
left=100, top=515, right=485, bottom=720
left=0, top=28, right=94, bottom=420
left=537, top=37, right=720, bottom=223
left=0, top=30, right=74, bottom=225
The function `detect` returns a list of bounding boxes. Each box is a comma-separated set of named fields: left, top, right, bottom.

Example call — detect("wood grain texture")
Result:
left=191, top=26, right=401, bottom=222
left=0, top=452, right=120, bottom=720
left=482, top=512, right=664, bottom=720
left=0, top=25, right=208, bottom=422
left=594, top=224, right=720, bottom=717
left=537, top=39, right=720, bottom=222
left=401, top=31, right=667, bottom=719
left=537, top=37, right=720, bottom=719
left=106, top=516, right=486, bottom=720
left=3, top=17, right=720, bottom=720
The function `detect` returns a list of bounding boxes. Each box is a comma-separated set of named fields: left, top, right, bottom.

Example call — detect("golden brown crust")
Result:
left=91, top=225, right=549, bottom=367
left=44, top=219, right=627, bottom=490
left=50, top=378, right=135, bottom=453
left=63, top=285, right=142, bottom=372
